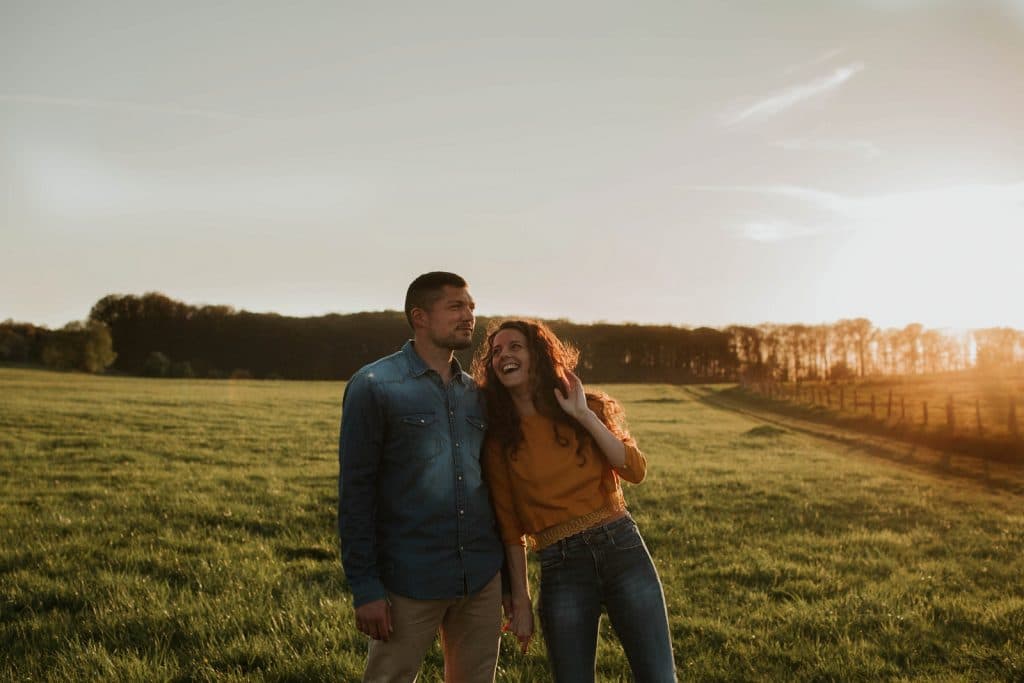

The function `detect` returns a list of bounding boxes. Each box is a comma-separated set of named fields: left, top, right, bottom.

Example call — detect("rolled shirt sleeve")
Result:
left=482, top=440, right=528, bottom=548
left=613, top=439, right=647, bottom=484
left=338, top=372, right=386, bottom=607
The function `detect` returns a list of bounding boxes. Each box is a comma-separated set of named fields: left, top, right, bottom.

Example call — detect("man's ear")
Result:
left=410, top=307, right=426, bottom=330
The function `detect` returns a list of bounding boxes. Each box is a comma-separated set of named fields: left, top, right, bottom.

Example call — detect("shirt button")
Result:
left=455, top=442, right=460, bottom=447
left=459, top=509, right=464, bottom=515
left=457, top=475, right=463, bottom=481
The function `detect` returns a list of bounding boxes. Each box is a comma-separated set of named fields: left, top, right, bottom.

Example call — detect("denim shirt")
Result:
left=338, top=341, right=504, bottom=607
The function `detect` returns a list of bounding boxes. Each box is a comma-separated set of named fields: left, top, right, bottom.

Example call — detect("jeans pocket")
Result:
left=610, top=520, right=644, bottom=550
left=538, top=546, right=565, bottom=571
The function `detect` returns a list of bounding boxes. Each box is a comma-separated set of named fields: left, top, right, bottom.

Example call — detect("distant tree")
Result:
left=143, top=351, right=171, bottom=377
left=876, top=328, right=899, bottom=375
left=837, top=318, right=874, bottom=377
left=38, top=321, right=116, bottom=373
left=757, top=324, right=784, bottom=381
left=920, top=329, right=951, bottom=374
left=829, top=360, right=856, bottom=381
left=169, top=360, right=194, bottom=378
left=809, top=325, right=831, bottom=381
left=41, top=337, right=76, bottom=370
left=897, top=323, right=924, bottom=375
left=832, top=320, right=853, bottom=375
left=0, top=321, right=32, bottom=362
left=79, top=321, right=117, bottom=373
left=726, top=325, right=765, bottom=381
left=974, top=327, right=1020, bottom=370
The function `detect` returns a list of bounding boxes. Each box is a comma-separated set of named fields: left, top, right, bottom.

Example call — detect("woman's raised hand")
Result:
left=554, top=371, right=589, bottom=419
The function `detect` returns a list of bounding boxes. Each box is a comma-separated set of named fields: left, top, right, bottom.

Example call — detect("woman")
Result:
left=474, top=319, right=675, bottom=682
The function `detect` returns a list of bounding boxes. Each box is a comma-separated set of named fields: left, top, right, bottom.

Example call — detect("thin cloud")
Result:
left=741, top=220, right=825, bottom=243
left=771, top=138, right=882, bottom=159
left=684, top=184, right=853, bottom=214
left=721, top=62, right=865, bottom=126
left=782, top=48, right=845, bottom=76
left=0, top=93, right=258, bottom=122
left=687, top=181, right=1024, bottom=242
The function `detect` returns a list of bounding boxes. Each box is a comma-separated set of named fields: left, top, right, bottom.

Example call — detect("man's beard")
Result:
left=449, top=336, right=473, bottom=351
left=433, top=330, right=474, bottom=351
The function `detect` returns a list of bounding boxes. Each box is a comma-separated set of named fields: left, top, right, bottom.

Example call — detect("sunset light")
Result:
left=4, top=3, right=1024, bottom=681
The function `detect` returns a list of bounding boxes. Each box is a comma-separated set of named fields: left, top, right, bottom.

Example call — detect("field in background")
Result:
left=2, top=367, right=1022, bottom=681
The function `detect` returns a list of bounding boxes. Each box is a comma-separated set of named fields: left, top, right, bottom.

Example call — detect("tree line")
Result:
left=0, top=319, right=116, bottom=374
left=2, top=294, right=1022, bottom=382
left=728, top=319, right=1024, bottom=382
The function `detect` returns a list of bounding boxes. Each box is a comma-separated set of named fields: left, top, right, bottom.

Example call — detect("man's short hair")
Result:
left=405, top=272, right=468, bottom=328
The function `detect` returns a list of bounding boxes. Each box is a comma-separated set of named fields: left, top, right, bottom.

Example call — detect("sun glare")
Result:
left=818, top=184, right=1024, bottom=329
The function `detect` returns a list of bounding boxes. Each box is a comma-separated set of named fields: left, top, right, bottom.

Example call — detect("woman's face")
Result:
left=490, top=328, right=531, bottom=393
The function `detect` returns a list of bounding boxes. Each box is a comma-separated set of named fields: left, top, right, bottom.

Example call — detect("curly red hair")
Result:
left=472, top=319, right=631, bottom=463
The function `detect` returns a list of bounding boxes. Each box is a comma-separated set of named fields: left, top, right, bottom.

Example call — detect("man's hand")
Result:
left=355, top=599, right=393, bottom=641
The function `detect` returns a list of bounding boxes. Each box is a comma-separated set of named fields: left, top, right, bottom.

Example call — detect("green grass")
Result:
left=2, top=368, right=1023, bottom=681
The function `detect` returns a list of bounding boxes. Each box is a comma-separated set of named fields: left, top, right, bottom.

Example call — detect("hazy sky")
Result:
left=3, top=1, right=1023, bottom=330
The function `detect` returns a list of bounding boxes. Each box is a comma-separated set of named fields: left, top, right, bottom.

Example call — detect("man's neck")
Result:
left=412, top=336, right=456, bottom=384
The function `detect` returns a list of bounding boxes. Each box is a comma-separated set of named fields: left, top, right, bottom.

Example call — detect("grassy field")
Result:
left=2, top=366, right=1023, bottom=681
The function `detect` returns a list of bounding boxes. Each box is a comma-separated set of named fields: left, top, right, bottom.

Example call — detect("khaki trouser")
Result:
left=363, top=572, right=503, bottom=683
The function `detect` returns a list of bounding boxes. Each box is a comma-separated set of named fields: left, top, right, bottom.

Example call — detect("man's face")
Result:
left=419, top=286, right=476, bottom=351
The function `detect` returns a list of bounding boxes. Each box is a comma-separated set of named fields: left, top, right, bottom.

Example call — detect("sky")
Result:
left=3, top=1, right=1023, bottom=331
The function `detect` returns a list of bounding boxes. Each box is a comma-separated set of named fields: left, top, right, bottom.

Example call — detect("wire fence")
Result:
left=746, top=380, right=1021, bottom=442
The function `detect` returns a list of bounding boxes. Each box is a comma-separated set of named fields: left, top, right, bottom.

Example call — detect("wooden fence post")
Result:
left=840, top=387, right=845, bottom=411
left=975, top=399, right=983, bottom=437
left=923, top=401, right=928, bottom=426
left=887, top=390, right=893, bottom=419
left=870, top=393, right=876, bottom=417
left=946, top=395, right=955, bottom=432
left=826, top=387, right=831, bottom=407
left=900, top=396, right=905, bottom=421
left=854, top=390, right=859, bottom=411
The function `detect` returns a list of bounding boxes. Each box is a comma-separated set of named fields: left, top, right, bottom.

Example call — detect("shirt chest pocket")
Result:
left=463, top=415, right=487, bottom=457
left=394, top=412, right=442, bottom=462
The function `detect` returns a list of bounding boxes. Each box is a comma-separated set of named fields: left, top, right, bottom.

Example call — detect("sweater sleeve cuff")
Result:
left=615, top=441, right=647, bottom=483
left=502, top=531, right=528, bottom=548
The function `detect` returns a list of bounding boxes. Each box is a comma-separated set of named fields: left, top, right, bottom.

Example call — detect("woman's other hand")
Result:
left=508, top=595, right=534, bottom=653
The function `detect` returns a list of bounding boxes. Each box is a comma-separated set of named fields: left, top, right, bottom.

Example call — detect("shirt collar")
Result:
left=403, top=340, right=465, bottom=383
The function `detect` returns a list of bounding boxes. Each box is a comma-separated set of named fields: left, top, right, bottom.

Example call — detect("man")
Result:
left=338, top=272, right=506, bottom=682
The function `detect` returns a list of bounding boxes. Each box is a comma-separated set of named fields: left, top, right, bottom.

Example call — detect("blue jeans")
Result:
left=537, top=515, right=676, bottom=682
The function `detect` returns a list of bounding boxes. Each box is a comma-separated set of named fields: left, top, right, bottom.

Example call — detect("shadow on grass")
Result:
left=278, top=546, right=335, bottom=562
left=743, top=425, right=788, bottom=438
